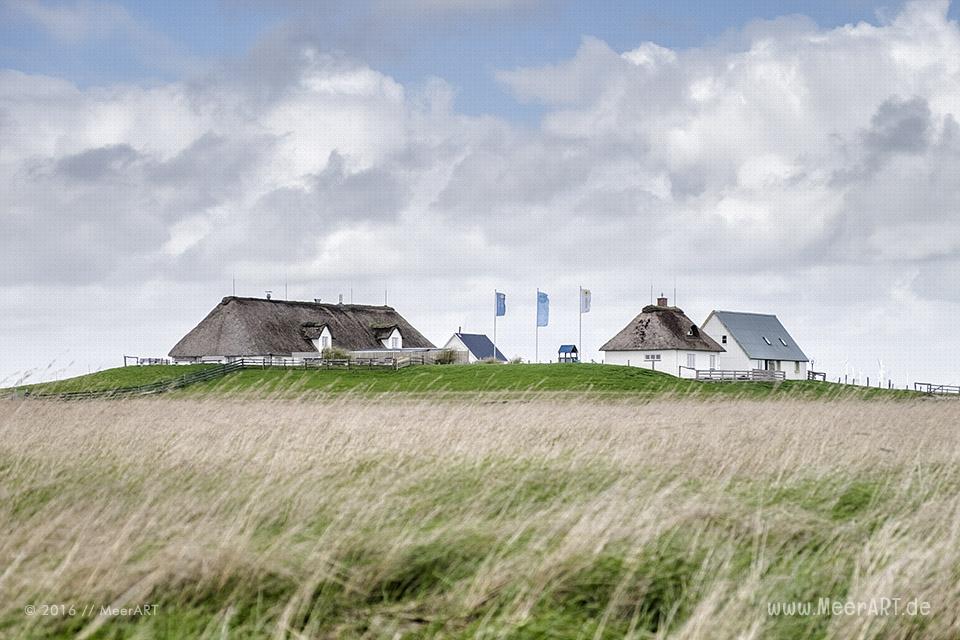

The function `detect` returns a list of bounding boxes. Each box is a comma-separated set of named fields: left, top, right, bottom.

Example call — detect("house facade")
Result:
left=169, top=296, right=435, bottom=362
left=442, top=332, right=506, bottom=363
left=701, top=310, right=809, bottom=380
left=600, top=297, right=724, bottom=376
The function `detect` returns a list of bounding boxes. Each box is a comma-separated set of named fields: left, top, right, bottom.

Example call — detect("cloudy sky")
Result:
left=3, top=0, right=960, bottom=386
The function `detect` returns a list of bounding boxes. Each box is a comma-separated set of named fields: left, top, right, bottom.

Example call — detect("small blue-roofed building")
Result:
left=442, top=332, right=507, bottom=363
left=701, top=310, right=809, bottom=380
left=558, top=344, right=579, bottom=363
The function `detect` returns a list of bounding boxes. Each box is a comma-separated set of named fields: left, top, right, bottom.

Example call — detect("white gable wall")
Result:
left=442, top=335, right=478, bottom=363
left=309, top=326, right=333, bottom=353
left=381, top=328, right=402, bottom=350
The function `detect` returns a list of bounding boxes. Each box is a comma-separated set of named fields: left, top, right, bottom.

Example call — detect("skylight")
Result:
left=762, top=336, right=772, bottom=345
left=779, top=338, right=788, bottom=346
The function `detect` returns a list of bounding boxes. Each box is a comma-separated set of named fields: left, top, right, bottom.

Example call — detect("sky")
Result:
left=2, top=0, right=960, bottom=387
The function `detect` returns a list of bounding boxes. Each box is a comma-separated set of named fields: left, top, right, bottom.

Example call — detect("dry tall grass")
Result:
left=1, top=395, right=959, bottom=639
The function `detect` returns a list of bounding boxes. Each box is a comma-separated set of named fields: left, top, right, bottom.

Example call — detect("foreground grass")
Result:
left=1, top=395, right=958, bottom=639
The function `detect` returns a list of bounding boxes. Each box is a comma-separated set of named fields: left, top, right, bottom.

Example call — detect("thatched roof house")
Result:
left=169, top=296, right=434, bottom=361
left=600, top=297, right=723, bottom=374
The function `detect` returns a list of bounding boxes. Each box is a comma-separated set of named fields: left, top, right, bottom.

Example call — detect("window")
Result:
left=391, top=336, right=400, bottom=349
left=644, top=354, right=661, bottom=361
left=762, top=336, right=772, bottom=345
left=709, top=355, right=716, bottom=370
left=795, top=361, right=800, bottom=374
left=687, top=353, right=696, bottom=368
left=721, top=335, right=727, bottom=344
left=687, top=325, right=700, bottom=337
left=779, top=338, right=788, bottom=347
left=321, top=336, right=330, bottom=349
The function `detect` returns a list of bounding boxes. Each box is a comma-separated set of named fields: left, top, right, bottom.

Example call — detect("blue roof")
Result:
left=558, top=344, right=578, bottom=353
left=455, top=333, right=507, bottom=361
left=709, top=311, right=809, bottom=362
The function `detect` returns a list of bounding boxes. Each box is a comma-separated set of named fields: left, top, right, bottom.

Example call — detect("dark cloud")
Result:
left=54, top=144, right=141, bottom=180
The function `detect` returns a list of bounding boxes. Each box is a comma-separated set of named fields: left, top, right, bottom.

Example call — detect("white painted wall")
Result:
left=442, top=334, right=478, bottom=363
left=380, top=328, right=402, bottom=349
left=603, top=350, right=707, bottom=376
left=310, top=326, right=333, bottom=353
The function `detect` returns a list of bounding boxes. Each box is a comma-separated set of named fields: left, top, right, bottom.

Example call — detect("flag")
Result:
left=580, top=288, right=591, bottom=314
left=536, top=291, right=549, bottom=327
left=495, top=292, right=506, bottom=317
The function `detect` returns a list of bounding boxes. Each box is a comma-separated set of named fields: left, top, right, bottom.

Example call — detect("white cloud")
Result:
left=4, top=0, right=960, bottom=386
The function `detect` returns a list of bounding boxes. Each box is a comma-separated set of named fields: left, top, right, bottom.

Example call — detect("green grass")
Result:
left=9, top=364, right=218, bottom=395
left=184, top=363, right=917, bottom=400
left=7, top=362, right=920, bottom=400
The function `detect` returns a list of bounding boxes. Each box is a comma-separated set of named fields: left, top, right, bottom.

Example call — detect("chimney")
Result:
left=314, top=298, right=322, bottom=303
left=657, top=295, right=668, bottom=307
left=338, top=293, right=343, bottom=305
left=265, top=290, right=272, bottom=300
left=458, top=325, right=462, bottom=334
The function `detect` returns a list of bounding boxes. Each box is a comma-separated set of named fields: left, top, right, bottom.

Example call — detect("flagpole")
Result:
left=579, top=286, right=582, bottom=364
left=535, top=288, right=539, bottom=364
left=493, top=290, right=497, bottom=361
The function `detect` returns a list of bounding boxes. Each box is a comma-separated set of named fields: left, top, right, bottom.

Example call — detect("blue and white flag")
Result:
left=536, top=291, right=549, bottom=327
left=580, top=288, right=591, bottom=314
left=495, top=292, right=506, bottom=317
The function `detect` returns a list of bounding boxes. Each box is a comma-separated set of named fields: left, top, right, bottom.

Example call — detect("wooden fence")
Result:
left=914, top=382, right=960, bottom=395
left=695, top=369, right=786, bottom=382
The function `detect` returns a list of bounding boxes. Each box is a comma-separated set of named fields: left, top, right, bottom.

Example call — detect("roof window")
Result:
left=779, top=338, right=788, bottom=346
left=762, top=336, right=772, bottom=345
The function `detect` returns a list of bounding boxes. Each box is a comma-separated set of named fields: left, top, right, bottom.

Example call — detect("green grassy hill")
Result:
left=8, top=362, right=916, bottom=399
left=9, top=364, right=218, bottom=395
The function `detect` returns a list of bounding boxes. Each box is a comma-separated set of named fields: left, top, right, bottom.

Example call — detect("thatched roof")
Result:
left=169, top=297, right=435, bottom=358
left=600, top=305, right=724, bottom=353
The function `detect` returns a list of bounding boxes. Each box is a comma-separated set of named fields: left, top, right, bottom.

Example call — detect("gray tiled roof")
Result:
left=709, top=311, right=808, bottom=362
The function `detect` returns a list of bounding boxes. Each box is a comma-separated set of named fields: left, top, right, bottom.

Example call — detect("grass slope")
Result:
left=10, top=364, right=218, bottom=394
left=186, top=363, right=914, bottom=400
left=2, top=397, right=957, bottom=639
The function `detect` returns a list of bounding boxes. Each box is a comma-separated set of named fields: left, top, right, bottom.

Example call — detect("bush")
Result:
left=433, top=349, right=460, bottom=365
left=509, top=356, right=523, bottom=364
left=321, top=347, right=351, bottom=360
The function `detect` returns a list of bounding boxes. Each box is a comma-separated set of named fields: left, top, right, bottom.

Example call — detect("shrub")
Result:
left=433, top=349, right=459, bottom=365
left=321, top=347, right=351, bottom=360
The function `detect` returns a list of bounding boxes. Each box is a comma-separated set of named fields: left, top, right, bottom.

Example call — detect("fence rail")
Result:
left=696, top=369, right=786, bottom=382
left=807, top=370, right=827, bottom=382
left=914, top=382, right=960, bottom=395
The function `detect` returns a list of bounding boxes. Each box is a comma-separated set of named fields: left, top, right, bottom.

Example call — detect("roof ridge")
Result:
left=223, top=296, right=395, bottom=311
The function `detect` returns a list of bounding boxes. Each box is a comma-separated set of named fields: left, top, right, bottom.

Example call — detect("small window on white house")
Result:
left=779, top=338, right=788, bottom=346
left=709, top=355, right=716, bottom=370
left=795, top=361, right=800, bottom=374
left=721, top=335, right=727, bottom=344
left=762, top=336, right=772, bottom=345
left=644, top=354, right=661, bottom=361
left=687, top=353, right=696, bottom=368
left=391, top=336, right=400, bottom=349
left=321, top=336, right=330, bottom=349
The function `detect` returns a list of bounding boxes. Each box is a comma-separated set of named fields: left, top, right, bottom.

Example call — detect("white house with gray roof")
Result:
left=701, top=311, right=809, bottom=380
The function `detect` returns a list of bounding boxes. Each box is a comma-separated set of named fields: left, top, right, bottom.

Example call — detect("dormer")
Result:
left=373, top=325, right=402, bottom=350
left=301, top=323, right=332, bottom=352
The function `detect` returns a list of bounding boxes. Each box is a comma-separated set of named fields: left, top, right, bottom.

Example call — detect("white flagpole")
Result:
left=579, top=286, right=582, bottom=364
left=535, top=288, right=539, bottom=364
left=493, top=290, right=497, bottom=361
